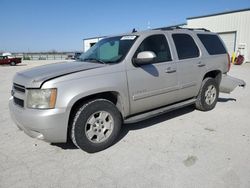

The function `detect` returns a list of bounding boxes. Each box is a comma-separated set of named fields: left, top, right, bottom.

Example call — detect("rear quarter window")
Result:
left=197, top=34, right=227, bottom=55
left=172, top=34, right=200, bottom=60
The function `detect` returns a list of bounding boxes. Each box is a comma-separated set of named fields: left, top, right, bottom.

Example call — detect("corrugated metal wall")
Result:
left=187, top=10, right=250, bottom=62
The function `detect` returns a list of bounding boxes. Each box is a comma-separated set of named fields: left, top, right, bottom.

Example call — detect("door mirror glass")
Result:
left=134, top=51, right=156, bottom=65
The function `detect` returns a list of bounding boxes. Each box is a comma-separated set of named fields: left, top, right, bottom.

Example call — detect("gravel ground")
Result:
left=0, top=60, right=249, bottom=188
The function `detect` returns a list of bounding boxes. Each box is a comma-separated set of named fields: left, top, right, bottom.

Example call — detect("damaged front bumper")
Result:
left=220, top=74, right=246, bottom=93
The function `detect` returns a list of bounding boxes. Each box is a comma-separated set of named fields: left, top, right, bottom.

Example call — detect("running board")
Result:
left=124, top=98, right=196, bottom=124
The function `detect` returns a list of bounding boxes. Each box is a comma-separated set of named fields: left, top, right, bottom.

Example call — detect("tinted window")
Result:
left=134, top=35, right=172, bottom=63
left=198, top=34, right=227, bottom=55
left=172, top=34, right=199, bottom=60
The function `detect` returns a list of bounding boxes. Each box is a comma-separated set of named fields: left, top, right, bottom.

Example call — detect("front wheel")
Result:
left=71, top=99, right=122, bottom=153
left=195, top=77, right=219, bottom=111
left=10, top=62, right=16, bottom=66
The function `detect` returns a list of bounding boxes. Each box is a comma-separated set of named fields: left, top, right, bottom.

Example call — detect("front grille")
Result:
left=14, top=97, right=24, bottom=107
left=13, top=83, right=25, bottom=93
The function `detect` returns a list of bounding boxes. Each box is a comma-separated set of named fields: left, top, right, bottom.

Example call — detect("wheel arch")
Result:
left=66, top=91, right=125, bottom=142
left=203, top=70, right=222, bottom=84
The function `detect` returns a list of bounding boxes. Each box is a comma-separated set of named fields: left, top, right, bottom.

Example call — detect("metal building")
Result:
left=83, top=36, right=104, bottom=52
left=187, top=8, right=250, bottom=62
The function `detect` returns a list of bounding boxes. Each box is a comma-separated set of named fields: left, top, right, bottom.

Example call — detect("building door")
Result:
left=219, top=32, right=236, bottom=56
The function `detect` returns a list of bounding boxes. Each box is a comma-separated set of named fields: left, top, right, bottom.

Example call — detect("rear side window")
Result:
left=197, top=34, right=227, bottom=55
left=134, top=34, right=172, bottom=63
left=172, top=34, right=199, bottom=60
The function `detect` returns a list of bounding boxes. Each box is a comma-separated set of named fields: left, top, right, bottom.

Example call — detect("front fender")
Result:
left=52, top=72, right=130, bottom=120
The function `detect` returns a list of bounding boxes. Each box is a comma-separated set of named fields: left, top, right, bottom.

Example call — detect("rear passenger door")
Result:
left=171, top=33, right=204, bottom=100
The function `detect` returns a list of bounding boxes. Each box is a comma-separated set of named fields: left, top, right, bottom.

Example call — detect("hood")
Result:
left=13, top=61, right=105, bottom=88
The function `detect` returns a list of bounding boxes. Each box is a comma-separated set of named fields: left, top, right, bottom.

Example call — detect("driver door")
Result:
left=126, top=34, right=179, bottom=114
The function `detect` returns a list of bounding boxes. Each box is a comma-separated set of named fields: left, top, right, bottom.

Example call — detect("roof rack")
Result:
left=153, top=26, right=210, bottom=32
left=186, top=28, right=210, bottom=32
left=153, top=26, right=182, bottom=30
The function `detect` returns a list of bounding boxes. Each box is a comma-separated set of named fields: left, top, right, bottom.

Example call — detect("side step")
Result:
left=124, top=98, right=196, bottom=124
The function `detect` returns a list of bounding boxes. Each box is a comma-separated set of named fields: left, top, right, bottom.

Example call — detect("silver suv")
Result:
left=9, top=27, right=245, bottom=152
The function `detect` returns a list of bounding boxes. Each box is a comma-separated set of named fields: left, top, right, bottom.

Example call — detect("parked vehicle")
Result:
left=65, top=54, right=74, bottom=60
left=65, top=52, right=82, bottom=60
left=9, top=27, right=245, bottom=152
left=74, top=52, right=82, bottom=60
left=0, top=55, right=22, bottom=66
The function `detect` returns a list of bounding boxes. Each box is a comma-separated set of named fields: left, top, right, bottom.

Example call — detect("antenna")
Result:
left=132, top=28, right=137, bottom=33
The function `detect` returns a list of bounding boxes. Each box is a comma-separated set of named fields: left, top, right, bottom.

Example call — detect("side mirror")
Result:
left=133, top=51, right=156, bottom=65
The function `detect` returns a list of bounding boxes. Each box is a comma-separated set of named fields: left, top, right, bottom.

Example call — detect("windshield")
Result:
left=80, top=35, right=137, bottom=64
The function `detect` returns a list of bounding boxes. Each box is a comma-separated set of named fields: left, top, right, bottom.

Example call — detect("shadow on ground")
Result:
left=51, top=141, right=78, bottom=150
left=218, top=97, right=236, bottom=102
left=51, top=106, right=195, bottom=150
left=118, top=106, right=194, bottom=143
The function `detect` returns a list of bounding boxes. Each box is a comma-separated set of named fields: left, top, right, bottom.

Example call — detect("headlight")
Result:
left=27, top=88, right=57, bottom=109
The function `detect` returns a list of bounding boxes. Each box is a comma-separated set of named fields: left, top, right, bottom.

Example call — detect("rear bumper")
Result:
left=9, top=97, right=69, bottom=143
left=220, top=74, right=246, bottom=93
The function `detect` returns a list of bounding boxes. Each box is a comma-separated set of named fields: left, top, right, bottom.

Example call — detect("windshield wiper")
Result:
left=82, top=58, right=106, bottom=64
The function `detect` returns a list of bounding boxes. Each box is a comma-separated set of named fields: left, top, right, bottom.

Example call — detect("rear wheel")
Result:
left=195, top=77, right=219, bottom=111
left=71, top=99, right=122, bottom=153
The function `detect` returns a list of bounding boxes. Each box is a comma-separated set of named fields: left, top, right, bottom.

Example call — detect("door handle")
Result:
left=165, top=67, right=176, bottom=73
left=197, top=61, right=206, bottom=67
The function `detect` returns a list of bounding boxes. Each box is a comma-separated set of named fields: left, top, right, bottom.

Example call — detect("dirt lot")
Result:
left=0, top=60, right=249, bottom=188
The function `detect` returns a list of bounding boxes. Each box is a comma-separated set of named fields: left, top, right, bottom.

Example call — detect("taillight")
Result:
left=227, top=53, right=231, bottom=72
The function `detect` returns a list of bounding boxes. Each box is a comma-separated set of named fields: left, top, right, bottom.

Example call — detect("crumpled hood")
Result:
left=13, top=61, right=105, bottom=88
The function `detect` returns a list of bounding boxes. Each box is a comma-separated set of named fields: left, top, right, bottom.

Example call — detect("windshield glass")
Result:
left=80, top=35, right=137, bottom=64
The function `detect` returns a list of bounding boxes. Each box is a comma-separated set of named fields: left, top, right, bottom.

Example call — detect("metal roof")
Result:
left=187, top=8, right=250, bottom=20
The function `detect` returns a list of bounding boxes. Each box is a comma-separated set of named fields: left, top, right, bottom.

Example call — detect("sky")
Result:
left=0, top=0, right=249, bottom=52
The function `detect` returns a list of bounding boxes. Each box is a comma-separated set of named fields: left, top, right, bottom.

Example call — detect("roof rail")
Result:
left=153, top=26, right=210, bottom=32
left=186, top=28, right=210, bottom=32
left=153, top=26, right=182, bottom=30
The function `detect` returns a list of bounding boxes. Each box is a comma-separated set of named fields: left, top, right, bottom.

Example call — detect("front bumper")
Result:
left=9, top=97, right=69, bottom=143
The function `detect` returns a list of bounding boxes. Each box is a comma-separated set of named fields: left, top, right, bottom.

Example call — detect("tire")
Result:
left=10, top=62, right=16, bottom=66
left=195, top=77, right=219, bottom=111
left=71, top=99, right=122, bottom=153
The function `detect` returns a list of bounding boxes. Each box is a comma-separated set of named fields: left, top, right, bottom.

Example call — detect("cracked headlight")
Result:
left=27, top=88, right=57, bottom=109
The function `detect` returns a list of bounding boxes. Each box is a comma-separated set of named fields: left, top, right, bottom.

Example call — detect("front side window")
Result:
left=172, top=34, right=199, bottom=60
left=134, top=34, right=172, bottom=63
left=80, top=36, right=137, bottom=64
